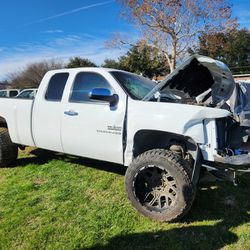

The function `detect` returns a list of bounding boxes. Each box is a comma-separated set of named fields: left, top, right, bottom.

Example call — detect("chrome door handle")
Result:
left=64, top=110, right=78, bottom=116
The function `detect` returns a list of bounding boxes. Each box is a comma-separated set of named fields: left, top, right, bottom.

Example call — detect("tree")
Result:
left=9, top=60, right=64, bottom=89
left=67, top=57, right=96, bottom=68
left=0, top=80, right=10, bottom=89
left=193, top=28, right=250, bottom=74
left=101, top=59, right=122, bottom=69
left=117, top=0, right=237, bottom=72
left=103, top=41, right=169, bottom=78
left=118, top=41, right=169, bottom=78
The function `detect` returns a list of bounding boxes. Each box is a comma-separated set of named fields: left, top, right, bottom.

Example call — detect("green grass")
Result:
left=0, top=148, right=249, bottom=250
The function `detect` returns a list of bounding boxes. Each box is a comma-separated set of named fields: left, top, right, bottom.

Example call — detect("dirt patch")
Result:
left=0, top=175, right=5, bottom=184
left=33, top=178, right=47, bottom=186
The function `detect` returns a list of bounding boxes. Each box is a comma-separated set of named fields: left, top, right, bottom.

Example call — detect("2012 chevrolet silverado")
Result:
left=0, top=54, right=249, bottom=222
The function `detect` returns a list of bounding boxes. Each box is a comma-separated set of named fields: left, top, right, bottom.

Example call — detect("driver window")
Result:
left=70, top=72, right=112, bottom=103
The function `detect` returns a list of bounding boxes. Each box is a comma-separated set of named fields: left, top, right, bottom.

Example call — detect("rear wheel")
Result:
left=125, top=149, right=195, bottom=222
left=0, top=128, right=18, bottom=167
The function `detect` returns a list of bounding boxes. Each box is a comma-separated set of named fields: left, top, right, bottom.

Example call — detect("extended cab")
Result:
left=0, top=55, right=249, bottom=222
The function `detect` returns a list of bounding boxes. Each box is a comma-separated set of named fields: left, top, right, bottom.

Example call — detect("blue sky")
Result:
left=0, top=0, right=249, bottom=80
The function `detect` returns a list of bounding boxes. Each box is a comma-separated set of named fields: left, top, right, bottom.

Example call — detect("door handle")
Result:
left=64, top=110, right=78, bottom=116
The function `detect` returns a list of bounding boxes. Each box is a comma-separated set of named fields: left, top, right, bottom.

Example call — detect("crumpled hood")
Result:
left=143, top=54, right=235, bottom=107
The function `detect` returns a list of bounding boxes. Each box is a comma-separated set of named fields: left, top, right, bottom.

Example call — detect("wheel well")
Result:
left=0, top=116, right=24, bottom=150
left=133, top=130, right=197, bottom=159
left=0, top=116, right=7, bottom=128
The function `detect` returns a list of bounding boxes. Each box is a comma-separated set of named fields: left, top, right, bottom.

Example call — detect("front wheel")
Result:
left=125, top=149, right=195, bottom=222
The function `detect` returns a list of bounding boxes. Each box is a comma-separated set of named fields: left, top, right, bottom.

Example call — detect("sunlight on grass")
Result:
left=0, top=148, right=249, bottom=249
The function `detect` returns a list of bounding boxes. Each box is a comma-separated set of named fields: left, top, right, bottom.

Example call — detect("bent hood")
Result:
left=143, top=54, right=235, bottom=107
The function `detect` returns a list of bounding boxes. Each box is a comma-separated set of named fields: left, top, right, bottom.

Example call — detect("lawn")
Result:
left=0, top=148, right=249, bottom=250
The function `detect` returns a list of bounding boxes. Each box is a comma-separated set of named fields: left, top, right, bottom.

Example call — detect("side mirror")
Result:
left=89, top=88, right=119, bottom=107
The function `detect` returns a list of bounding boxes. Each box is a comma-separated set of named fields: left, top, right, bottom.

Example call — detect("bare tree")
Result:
left=117, top=0, right=238, bottom=72
left=9, top=60, right=64, bottom=89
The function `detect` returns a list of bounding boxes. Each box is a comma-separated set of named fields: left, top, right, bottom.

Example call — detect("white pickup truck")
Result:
left=0, top=89, right=20, bottom=97
left=0, top=55, right=249, bottom=222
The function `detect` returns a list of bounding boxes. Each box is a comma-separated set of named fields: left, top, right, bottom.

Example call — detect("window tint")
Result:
left=10, top=90, right=18, bottom=97
left=70, top=72, right=112, bottom=103
left=45, top=73, right=69, bottom=101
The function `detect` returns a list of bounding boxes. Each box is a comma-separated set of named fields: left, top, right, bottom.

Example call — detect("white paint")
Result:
left=0, top=66, right=232, bottom=166
left=124, top=99, right=230, bottom=165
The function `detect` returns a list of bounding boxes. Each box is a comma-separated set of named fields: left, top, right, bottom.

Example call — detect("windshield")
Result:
left=110, top=71, right=156, bottom=100
left=17, top=90, right=36, bottom=99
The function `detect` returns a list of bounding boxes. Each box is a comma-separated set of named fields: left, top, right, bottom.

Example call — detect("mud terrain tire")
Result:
left=125, top=149, right=195, bottom=222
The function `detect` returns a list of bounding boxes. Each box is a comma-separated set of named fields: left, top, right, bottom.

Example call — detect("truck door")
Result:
left=32, top=72, right=69, bottom=152
left=61, top=71, right=127, bottom=164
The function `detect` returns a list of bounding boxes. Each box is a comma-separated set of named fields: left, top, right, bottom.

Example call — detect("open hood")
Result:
left=143, top=54, right=235, bottom=107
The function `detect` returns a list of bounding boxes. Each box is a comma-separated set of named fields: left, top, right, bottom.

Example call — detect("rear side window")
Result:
left=45, top=73, right=69, bottom=101
left=10, top=90, right=18, bottom=97
left=70, top=72, right=112, bottom=103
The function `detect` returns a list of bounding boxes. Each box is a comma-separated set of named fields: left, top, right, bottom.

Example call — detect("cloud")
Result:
left=0, top=34, right=127, bottom=80
left=25, top=0, right=114, bottom=25
left=0, top=47, right=6, bottom=52
left=43, top=29, right=63, bottom=34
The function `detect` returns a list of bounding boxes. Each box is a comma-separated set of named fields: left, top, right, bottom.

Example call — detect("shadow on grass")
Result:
left=14, top=149, right=250, bottom=249
left=86, top=180, right=250, bottom=250
left=15, top=148, right=126, bottom=176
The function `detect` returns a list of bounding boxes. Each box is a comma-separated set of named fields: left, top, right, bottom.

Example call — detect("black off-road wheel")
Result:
left=125, top=149, right=196, bottom=222
left=0, top=127, right=18, bottom=167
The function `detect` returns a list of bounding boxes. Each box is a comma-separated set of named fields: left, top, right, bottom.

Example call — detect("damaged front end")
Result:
left=144, top=55, right=250, bottom=181
left=144, top=54, right=235, bottom=108
left=211, top=81, right=250, bottom=174
left=212, top=117, right=250, bottom=170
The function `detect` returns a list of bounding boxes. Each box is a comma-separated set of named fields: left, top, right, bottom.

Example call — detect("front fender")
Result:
left=124, top=99, right=230, bottom=166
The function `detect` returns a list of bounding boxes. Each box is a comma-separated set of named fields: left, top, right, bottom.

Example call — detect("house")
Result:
left=233, top=74, right=250, bottom=83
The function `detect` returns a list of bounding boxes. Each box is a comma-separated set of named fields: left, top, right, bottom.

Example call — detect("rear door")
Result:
left=32, top=72, right=69, bottom=152
left=60, top=70, right=127, bottom=164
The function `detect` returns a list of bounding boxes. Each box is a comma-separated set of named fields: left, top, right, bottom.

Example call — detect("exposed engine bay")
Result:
left=145, top=55, right=250, bottom=167
left=215, top=83, right=250, bottom=164
left=145, top=55, right=235, bottom=107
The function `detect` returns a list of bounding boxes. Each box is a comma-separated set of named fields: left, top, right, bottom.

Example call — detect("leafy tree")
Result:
left=9, top=60, right=64, bottom=89
left=118, top=41, right=169, bottom=78
left=67, top=57, right=97, bottom=68
left=117, top=0, right=238, bottom=72
left=193, top=28, right=250, bottom=74
left=104, top=41, right=168, bottom=78
left=101, top=59, right=122, bottom=69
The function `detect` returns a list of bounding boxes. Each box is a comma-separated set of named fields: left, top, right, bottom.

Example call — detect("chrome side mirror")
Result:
left=89, top=88, right=119, bottom=107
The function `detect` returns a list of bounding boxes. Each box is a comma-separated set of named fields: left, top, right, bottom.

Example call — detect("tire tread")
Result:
left=125, top=149, right=196, bottom=222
